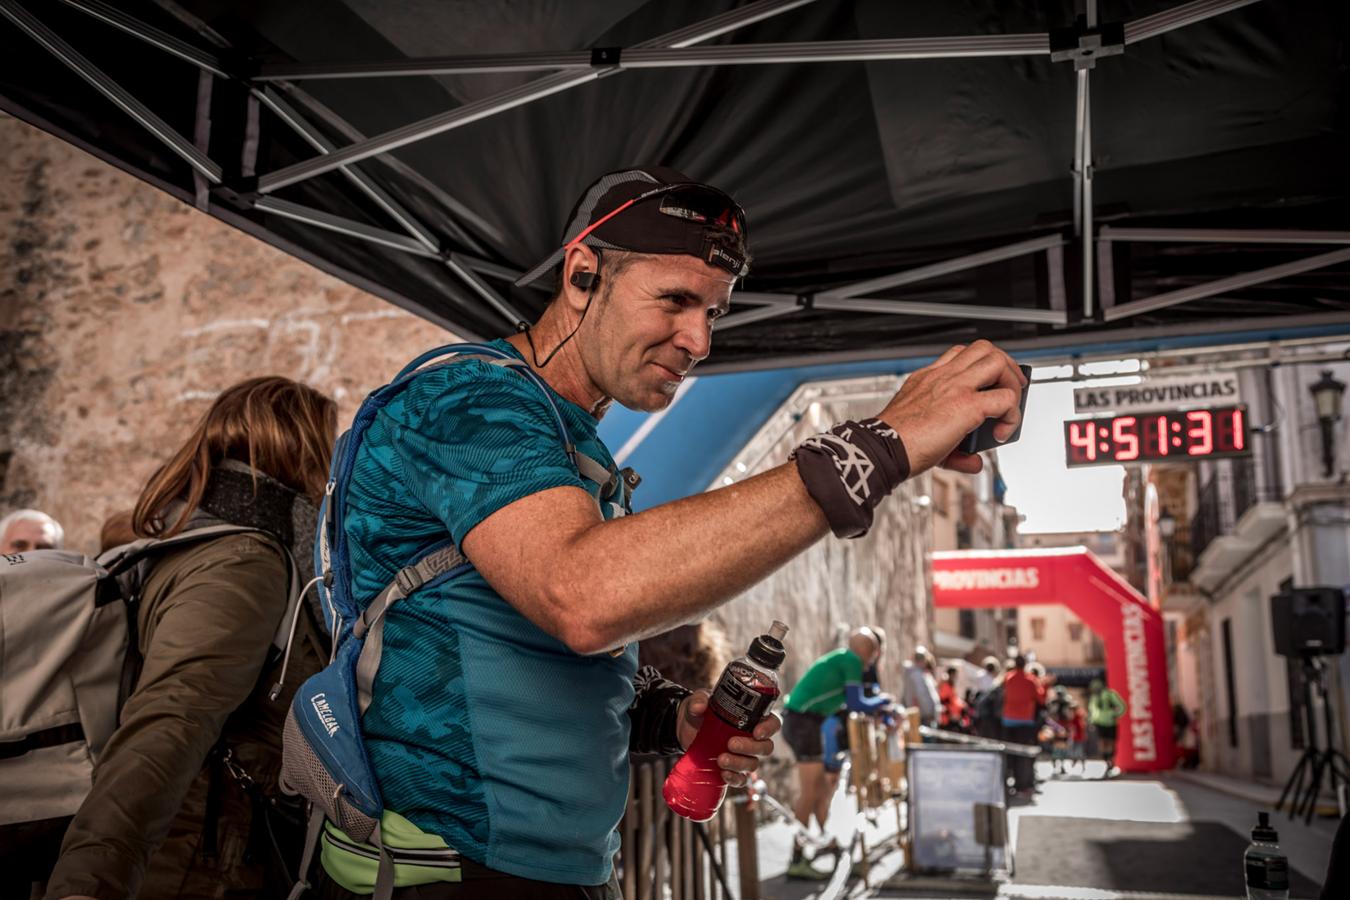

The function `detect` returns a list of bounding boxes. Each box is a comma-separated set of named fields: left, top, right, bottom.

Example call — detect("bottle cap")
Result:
left=748, top=621, right=788, bottom=669
left=1252, top=811, right=1279, bottom=843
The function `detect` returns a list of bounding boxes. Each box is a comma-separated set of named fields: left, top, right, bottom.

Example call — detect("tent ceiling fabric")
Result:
left=2, top=0, right=1347, bottom=371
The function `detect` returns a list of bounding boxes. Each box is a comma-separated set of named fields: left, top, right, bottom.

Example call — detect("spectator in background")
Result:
left=976, top=656, right=1001, bottom=694
left=938, top=666, right=966, bottom=731
left=0, top=508, right=64, bottom=554
left=1069, top=701, right=1088, bottom=773
left=902, top=646, right=941, bottom=727
left=862, top=625, right=888, bottom=696
left=972, top=659, right=1005, bottom=740
left=1088, top=677, right=1128, bottom=778
left=1046, top=686, right=1075, bottom=776
left=781, top=627, right=890, bottom=880
left=1001, top=654, right=1046, bottom=796
left=45, top=376, right=337, bottom=900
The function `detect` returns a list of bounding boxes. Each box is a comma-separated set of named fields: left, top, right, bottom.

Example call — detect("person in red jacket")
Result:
left=938, top=666, right=966, bottom=730
left=1001, top=655, right=1047, bottom=794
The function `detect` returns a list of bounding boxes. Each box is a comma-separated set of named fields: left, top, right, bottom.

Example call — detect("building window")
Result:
left=955, top=522, right=972, bottom=550
left=1068, top=621, right=1084, bottom=642
left=959, top=609, right=976, bottom=639
left=1030, top=617, right=1046, bottom=641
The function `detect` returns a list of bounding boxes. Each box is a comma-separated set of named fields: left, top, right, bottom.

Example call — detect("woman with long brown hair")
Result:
left=46, top=376, right=336, bottom=900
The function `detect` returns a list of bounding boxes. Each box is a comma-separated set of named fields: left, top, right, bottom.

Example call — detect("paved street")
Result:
left=745, top=762, right=1338, bottom=900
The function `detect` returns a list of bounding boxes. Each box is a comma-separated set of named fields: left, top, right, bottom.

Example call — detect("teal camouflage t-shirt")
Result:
left=343, top=339, right=637, bottom=885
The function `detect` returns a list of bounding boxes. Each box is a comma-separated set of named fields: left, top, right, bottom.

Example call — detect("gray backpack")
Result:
left=0, top=524, right=299, bottom=827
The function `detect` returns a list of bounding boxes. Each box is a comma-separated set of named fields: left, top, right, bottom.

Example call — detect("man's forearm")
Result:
left=556, top=463, right=828, bottom=652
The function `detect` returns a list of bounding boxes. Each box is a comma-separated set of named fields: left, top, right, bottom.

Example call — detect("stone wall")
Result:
left=0, top=113, right=453, bottom=553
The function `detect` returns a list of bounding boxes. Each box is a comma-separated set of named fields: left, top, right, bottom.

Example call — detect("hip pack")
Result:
left=0, top=524, right=299, bottom=828
left=278, top=343, right=635, bottom=899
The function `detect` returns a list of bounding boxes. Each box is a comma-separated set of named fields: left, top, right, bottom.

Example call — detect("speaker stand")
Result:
left=1276, top=656, right=1350, bottom=824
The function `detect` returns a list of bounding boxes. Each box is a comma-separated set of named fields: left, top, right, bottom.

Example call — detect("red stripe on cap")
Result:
left=565, top=199, right=637, bottom=252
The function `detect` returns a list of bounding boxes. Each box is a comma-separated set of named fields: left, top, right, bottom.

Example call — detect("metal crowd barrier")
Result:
left=618, top=714, right=1037, bottom=899
left=619, top=756, right=742, bottom=900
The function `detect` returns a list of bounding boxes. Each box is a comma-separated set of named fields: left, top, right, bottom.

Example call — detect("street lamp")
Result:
left=1309, top=370, right=1347, bottom=477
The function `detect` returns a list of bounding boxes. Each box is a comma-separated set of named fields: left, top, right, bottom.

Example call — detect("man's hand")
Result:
left=676, top=690, right=782, bottom=786
left=876, top=340, right=1027, bottom=476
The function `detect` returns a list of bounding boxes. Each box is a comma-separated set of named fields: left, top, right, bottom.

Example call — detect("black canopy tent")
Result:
left=2, top=0, right=1347, bottom=372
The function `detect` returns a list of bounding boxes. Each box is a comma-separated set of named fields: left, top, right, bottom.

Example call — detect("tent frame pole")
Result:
left=254, top=34, right=1051, bottom=82
left=818, top=235, right=1065, bottom=300
left=0, top=0, right=222, bottom=183
left=1123, top=0, right=1264, bottom=45
left=1079, top=0, right=1098, bottom=320
left=1101, top=228, right=1350, bottom=245
left=255, top=0, right=820, bottom=194
left=716, top=302, right=801, bottom=332
left=254, top=87, right=442, bottom=255
left=251, top=88, right=528, bottom=329
left=812, top=297, right=1068, bottom=326
left=1102, top=247, right=1350, bottom=322
left=37, top=0, right=1289, bottom=340
left=252, top=197, right=441, bottom=257
left=252, top=196, right=532, bottom=329
left=56, top=0, right=228, bottom=76
left=717, top=293, right=799, bottom=328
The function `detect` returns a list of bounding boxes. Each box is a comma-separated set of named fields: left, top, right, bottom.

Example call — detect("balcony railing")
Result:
left=1191, top=473, right=1229, bottom=560
left=1232, top=455, right=1283, bottom=521
left=1191, top=457, right=1284, bottom=560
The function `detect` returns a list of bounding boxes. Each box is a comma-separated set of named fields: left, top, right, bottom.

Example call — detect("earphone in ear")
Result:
left=569, top=270, right=598, bottom=291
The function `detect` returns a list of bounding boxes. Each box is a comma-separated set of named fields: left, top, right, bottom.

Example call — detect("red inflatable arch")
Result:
left=932, top=547, right=1175, bottom=772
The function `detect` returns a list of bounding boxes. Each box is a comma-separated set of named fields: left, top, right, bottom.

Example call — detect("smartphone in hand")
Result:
left=958, top=364, right=1033, bottom=455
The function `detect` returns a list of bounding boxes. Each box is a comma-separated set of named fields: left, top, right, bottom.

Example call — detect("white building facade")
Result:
left=1155, top=347, right=1350, bottom=785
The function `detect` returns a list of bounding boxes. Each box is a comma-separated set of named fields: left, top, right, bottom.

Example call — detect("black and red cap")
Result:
left=514, top=165, right=751, bottom=288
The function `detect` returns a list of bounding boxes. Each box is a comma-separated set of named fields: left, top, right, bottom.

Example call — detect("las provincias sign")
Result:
left=1073, top=373, right=1240, bottom=415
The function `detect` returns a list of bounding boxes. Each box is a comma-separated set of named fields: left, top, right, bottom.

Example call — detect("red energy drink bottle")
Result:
left=663, top=621, right=788, bottom=821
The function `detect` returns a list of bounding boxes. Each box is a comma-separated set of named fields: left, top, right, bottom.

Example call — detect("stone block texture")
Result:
left=1, top=114, right=453, bottom=553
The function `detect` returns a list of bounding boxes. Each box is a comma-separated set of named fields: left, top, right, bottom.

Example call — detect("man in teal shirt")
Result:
left=781, top=628, right=891, bottom=878
left=333, top=164, right=1027, bottom=896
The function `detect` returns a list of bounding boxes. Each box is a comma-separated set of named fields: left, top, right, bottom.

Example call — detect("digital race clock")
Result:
left=1063, top=405, right=1250, bottom=468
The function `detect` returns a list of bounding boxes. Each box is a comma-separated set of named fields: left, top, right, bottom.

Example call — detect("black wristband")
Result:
left=791, top=418, right=910, bottom=539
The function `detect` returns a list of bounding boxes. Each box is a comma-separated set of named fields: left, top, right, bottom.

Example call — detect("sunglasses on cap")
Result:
left=565, top=182, right=750, bottom=277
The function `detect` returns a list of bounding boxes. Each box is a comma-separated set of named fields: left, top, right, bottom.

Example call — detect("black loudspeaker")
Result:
left=1271, top=588, right=1347, bottom=657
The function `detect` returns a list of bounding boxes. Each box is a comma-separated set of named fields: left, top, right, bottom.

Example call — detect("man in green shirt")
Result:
left=780, top=627, right=890, bottom=878
left=1087, top=677, right=1128, bottom=777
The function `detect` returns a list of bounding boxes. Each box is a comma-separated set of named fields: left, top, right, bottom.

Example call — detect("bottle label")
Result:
left=709, top=661, right=777, bottom=731
left=1245, top=854, right=1289, bottom=890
